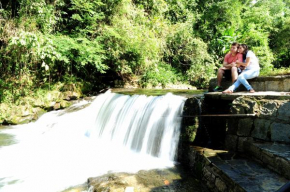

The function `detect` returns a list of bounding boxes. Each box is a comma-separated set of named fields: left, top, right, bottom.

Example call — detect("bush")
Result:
left=140, top=62, right=184, bottom=88
left=100, top=0, right=163, bottom=80
left=165, top=22, right=216, bottom=88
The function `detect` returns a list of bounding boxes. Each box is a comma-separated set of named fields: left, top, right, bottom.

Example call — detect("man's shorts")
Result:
left=224, top=70, right=232, bottom=80
left=224, top=68, right=243, bottom=80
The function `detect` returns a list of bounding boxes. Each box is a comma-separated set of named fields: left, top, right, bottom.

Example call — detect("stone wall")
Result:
left=178, top=94, right=290, bottom=192
left=184, top=146, right=246, bottom=192
left=179, top=94, right=290, bottom=154
left=225, top=96, right=290, bottom=152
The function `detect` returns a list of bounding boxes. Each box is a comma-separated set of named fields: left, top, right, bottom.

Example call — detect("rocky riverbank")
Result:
left=0, top=90, right=83, bottom=125
left=62, top=167, right=209, bottom=192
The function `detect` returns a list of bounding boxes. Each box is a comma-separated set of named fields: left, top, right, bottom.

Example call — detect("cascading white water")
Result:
left=0, top=91, right=186, bottom=192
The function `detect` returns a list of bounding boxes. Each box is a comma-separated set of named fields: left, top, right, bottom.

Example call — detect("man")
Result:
left=213, top=42, right=243, bottom=92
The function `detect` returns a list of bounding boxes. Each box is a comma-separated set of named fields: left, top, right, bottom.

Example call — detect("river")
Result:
left=0, top=89, right=205, bottom=192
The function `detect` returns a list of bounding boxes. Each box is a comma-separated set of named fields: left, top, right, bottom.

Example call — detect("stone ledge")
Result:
left=209, top=75, right=290, bottom=92
left=243, top=141, right=290, bottom=180
left=187, top=146, right=288, bottom=192
left=205, top=91, right=290, bottom=101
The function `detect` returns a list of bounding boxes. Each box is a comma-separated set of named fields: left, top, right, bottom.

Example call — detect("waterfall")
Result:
left=0, top=91, right=186, bottom=192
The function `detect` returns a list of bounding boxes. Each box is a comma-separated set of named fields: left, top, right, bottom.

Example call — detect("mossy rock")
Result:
left=63, top=91, right=82, bottom=100
left=60, top=100, right=72, bottom=109
left=5, top=115, right=33, bottom=125
left=32, top=98, right=46, bottom=108
left=32, top=107, right=46, bottom=120
left=46, top=91, right=64, bottom=102
left=231, top=96, right=259, bottom=114
left=0, top=90, right=82, bottom=125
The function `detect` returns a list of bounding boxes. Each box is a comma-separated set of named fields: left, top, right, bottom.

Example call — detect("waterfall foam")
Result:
left=0, top=91, right=186, bottom=192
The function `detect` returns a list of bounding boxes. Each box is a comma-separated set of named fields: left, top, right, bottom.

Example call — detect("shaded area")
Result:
left=244, top=141, right=290, bottom=180
left=253, top=142, right=290, bottom=161
left=209, top=153, right=288, bottom=192
left=193, top=96, right=232, bottom=149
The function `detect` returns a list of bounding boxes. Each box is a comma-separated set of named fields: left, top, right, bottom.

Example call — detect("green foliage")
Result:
left=260, top=67, right=290, bottom=76
left=17, top=0, right=62, bottom=33
left=194, top=0, right=243, bottom=41
left=52, top=35, right=107, bottom=74
left=238, top=0, right=285, bottom=69
left=68, top=0, right=105, bottom=33
left=271, top=17, right=290, bottom=68
left=0, top=74, right=34, bottom=103
left=165, top=22, right=216, bottom=88
left=238, top=25, right=274, bottom=69
left=164, top=0, right=197, bottom=24
left=100, top=0, right=163, bottom=79
left=1, top=0, right=290, bottom=105
left=140, top=62, right=183, bottom=88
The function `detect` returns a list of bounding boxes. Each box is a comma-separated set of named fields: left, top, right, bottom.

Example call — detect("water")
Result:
left=111, top=88, right=205, bottom=98
left=0, top=90, right=186, bottom=192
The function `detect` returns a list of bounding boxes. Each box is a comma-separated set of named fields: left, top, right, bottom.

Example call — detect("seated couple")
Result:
left=213, top=42, right=260, bottom=93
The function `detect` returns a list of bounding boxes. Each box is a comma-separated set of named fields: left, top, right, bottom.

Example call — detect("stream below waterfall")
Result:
left=0, top=90, right=206, bottom=192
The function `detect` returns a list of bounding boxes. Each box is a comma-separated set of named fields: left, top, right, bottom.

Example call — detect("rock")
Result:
left=5, top=115, right=33, bottom=125
left=60, top=100, right=72, bottom=109
left=251, top=119, right=271, bottom=140
left=63, top=91, right=81, bottom=100
left=270, top=123, right=290, bottom=143
left=46, top=91, right=62, bottom=102
left=259, top=101, right=279, bottom=117
left=0, top=89, right=86, bottom=125
left=231, top=96, right=259, bottom=115
left=277, top=102, right=290, bottom=122
left=32, top=99, right=46, bottom=108
left=54, top=102, right=61, bottom=110
left=44, top=101, right=56, bottom=111
left=224, top=134, right=238, bottom=151
left=87, top=168, right=207, bottom=192
left=32, top=107, right=46, bottom=120
left=180, top=97, right=201, bottom=143
left=237, top=118, right=253, bottom=136
left=215, top=177, right=227, bottom=192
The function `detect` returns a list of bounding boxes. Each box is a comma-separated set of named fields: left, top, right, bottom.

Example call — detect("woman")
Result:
left=222, top=44, right=260, bottom=93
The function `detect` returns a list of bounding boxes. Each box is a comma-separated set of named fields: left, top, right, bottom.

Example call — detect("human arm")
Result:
left=223, top=53, right=236, bottom=68
left=236, top=57, right=251, bottom=67
left=223, top=61, right=235, bottom=68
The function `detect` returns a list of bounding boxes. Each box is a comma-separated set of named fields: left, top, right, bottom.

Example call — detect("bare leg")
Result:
left=217, top=67, right=225, bottom=86
left=231, top=67, right=238, bottom=83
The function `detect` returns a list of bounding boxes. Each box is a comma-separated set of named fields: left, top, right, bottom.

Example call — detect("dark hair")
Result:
left=231, top=42, right=240, bottom=47
left=239, top=44, right=248, bottom=61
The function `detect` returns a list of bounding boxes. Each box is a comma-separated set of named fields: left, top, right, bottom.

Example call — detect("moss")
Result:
left=0, top=89, right=78, bottom=125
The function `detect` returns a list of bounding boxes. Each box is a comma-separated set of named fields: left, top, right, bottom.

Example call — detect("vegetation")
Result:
left=1, top=0, right=290, bottom=104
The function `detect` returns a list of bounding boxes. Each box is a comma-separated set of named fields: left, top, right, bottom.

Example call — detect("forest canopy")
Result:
left=1, top=0, right=290, bottom=102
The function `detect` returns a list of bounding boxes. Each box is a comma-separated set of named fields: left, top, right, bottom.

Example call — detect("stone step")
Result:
left=209, top=75, right=290, bottom=92
left=243, top=141, right=290, bottom=180
left=204, top=91, right=290, bottom=101
left=187, top=146, right=288, bottom=192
